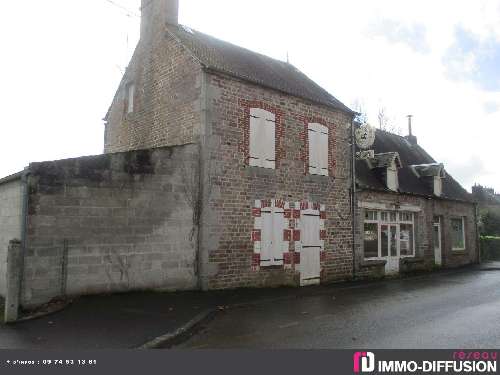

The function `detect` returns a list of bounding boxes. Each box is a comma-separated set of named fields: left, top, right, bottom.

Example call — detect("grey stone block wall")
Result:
left=22, top=144, right=198, bottom=308
left=0, top=179, right=23, bottom=297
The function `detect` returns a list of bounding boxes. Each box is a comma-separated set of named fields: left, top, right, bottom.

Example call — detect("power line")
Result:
left=104, top=0, right=140, bottom=18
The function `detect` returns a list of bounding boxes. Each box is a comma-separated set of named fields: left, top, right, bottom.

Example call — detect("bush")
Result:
left=481, top=237, right=500, bottom=261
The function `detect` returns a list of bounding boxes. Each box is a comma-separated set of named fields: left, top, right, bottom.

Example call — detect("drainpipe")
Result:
left=18, top=167, right=31, bottom=307
left=474, top=202, right=480, bottom=264
left=350, top=116, right=357, bottom=279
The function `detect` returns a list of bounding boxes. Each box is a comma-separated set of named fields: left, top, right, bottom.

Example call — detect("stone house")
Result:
left=354, top=123, right=479, bottom=278
left=104, top=0, right=356, bottom=290
left=0, top=0, right=479, bottom=312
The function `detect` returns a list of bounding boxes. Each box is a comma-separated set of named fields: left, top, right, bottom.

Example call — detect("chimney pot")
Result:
left=405, top=115, right=418, bottom=145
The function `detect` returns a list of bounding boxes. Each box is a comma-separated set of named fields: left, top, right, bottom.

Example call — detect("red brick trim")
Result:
left=252, top=230, right=261, bottom=242
left=299, top=116, right=337, bottom=176
left=239, top=99, right=285, bottom=168
left=293, top=230, right=301, bottom=241
left=293, top=252, right=301, bottom=265
left=252, top=253, right=261, bottom=266
left=284, top=252, right=293, bottom=265
left=252, top=208, right=261, bottom=217
left=284, top=229, right=291, bottom=241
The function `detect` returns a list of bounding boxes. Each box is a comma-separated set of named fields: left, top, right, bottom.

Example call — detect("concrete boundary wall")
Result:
left=0, top=177, right=23, bottom=298
left=22, top=144, right=198, bottom=308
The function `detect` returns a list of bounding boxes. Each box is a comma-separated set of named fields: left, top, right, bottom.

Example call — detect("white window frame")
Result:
left=363, top=210, right=415, bottom=260
left=386, top=166, right=399, bottom=191
left=308, top=123, right=329, bottom=176
left=433, top=176, right=443, bottom=197
left=249, top=108, right=276, bottom=169
left=451, top=217, right=466, bottom=251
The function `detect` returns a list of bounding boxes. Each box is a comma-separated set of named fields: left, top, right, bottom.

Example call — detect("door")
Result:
left=433, top=218, right=442, bottom=266
left=382, top=224, right=399, bottom=275
left=260, top=208, right=285, bottom=267
left=300, top=213, right=321, bottom=286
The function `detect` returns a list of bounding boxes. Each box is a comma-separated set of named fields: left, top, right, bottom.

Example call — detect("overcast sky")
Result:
left=1, top=1, right=499, bottom=191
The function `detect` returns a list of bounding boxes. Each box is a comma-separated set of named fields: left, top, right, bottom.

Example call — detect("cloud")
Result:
left=444, top=26, right=500, bottom=91
left=367, top=18, right=430, bottom=53
left=484, top=101, right=500, bottom=114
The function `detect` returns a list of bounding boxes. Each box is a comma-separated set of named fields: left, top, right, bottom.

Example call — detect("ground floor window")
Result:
left=451, top=217, right=466, bottom=251
left=363, top=210, right=415, bottom=259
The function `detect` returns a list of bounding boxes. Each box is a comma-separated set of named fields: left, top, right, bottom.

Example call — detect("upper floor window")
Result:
left=126, top=83, right=135, bottom=114
left=387, top=166, right=399, bottom=191
left=308, top=123, right=329, bottom=176
left=433, top=176, right=443, bottom=197
left=249, top=108, right=276, bottom=169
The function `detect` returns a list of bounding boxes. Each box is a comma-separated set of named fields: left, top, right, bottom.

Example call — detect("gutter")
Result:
left=350, top=116, right=357, bottom=279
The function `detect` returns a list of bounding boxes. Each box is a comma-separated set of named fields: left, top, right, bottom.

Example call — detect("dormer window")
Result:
left=386, top=163, right=399, bottom=191
left=433, top=176, right=443, bottom=197
left=365, top=152, right=402, bottom=192
left=411, top=163, right=446, bottom=197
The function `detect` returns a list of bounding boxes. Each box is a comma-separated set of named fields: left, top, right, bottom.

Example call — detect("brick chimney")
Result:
left=140, top=0, right=179, bottom=42
left=405, top=115, right=418, bottom=146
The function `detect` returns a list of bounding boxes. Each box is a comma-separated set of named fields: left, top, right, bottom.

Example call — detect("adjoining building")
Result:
left=354, top=121, right=479, bottom=278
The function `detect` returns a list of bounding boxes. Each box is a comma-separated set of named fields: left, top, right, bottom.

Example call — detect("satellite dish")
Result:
left=355, top=123, right=375, bottom=150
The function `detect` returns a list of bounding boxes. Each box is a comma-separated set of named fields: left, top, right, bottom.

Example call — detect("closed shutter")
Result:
left=260, top=209, right=273, bottom=267
left=271, top=210, right=285, bottom=265
left=249, top=108, right=276, bottom=169
left=308, top=123, right=328, bottom=176
left=302, top=214, right=321, bottom=248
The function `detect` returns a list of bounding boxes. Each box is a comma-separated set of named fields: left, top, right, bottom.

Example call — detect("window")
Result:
left=400, top=224, right=414, bottom=256
left=249, top=108, right=276, bottom=169
left=363, top=210, right=415, bottom=259
left=308, top=123, right=329, bottom=176
left=364, top=223, right=378, bottom=258
left=260, top=207, right=286, bottom=266
left=433, top=176, right=442, bottom=197
left=451, top=217, right=466, bottom=251
left=126, top=83, right=135, bottom=114
left=365, top=210, right=378, bottom=221
left=386, top=167, right=399, bottom=191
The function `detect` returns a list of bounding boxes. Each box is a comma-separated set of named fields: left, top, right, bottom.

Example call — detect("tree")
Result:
left=377, top=106, right=402, bottom=135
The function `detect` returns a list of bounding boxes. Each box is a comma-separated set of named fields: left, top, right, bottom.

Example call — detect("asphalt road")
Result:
left=179, top=266, right=500, bottom=349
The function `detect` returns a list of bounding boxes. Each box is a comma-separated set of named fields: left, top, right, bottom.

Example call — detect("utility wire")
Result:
left=104, top=0, right=140, bottom=18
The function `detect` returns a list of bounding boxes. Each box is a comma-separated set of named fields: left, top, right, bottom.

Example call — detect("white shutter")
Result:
left=250, top=109, right=275, bottom=169
left=260, top=210, right=273, bottom=267
left=318, top=125, right=329, bottom=176
left=271, top=210, right=285, bottom=265
left=308, top=125, right=319, bottom=175
left=309, top=123, right=328, bottom=176
left=302, top=214, right=321, bottom=248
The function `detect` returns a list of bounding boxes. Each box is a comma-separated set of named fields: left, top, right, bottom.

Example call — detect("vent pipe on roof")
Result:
left=141, top=0, right=179, bottom=42
left=405, top=114, right=418, bottom=146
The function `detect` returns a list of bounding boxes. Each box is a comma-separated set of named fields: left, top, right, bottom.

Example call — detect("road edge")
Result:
left=137, top=308, right=218, bottom=349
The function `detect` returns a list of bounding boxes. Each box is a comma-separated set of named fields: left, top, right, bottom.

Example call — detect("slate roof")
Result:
left=166, top=24, right=354, bottom=113
left=356, top=129, right=473, bottom=202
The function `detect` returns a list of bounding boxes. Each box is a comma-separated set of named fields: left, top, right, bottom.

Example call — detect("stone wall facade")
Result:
left=22, top=145, right=198, bottom=307
left=0, top=178, right=23, bottom=297
left=199, top=72, right=354, bottom=290
left=104, top=30, right=203, bottom=153
left=355, top=189, right=478, bottom=279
